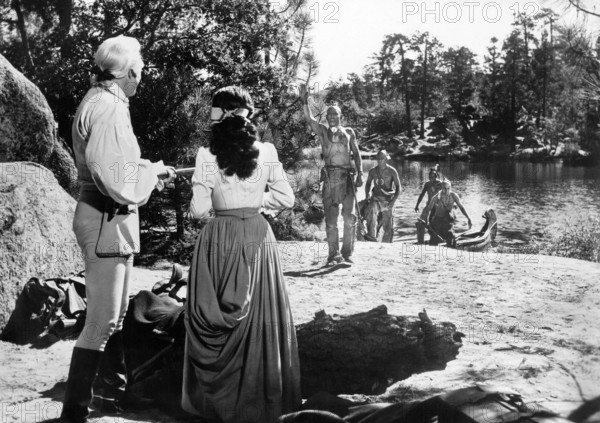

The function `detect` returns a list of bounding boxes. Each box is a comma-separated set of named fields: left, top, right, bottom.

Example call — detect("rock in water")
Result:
left=297, top=305, right=463, bottom=396
left=0, top=54, right=77, bottom=195
left=0, top=162, right=83, bottom=335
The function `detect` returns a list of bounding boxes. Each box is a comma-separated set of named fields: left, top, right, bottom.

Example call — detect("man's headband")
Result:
left=210, top=107, right=252, bottom=122
left=326, top=105, right=341, bottom=115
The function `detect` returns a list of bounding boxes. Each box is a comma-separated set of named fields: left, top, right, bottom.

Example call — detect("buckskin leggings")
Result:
left=72, top=198, right=132, bottom=352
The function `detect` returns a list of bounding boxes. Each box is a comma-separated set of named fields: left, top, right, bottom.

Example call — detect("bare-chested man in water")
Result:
left=414, top=166, right=443, bottom=244
left=300, top=84, right=363, bottom=264
left=364, top=150, right=400, bottom=243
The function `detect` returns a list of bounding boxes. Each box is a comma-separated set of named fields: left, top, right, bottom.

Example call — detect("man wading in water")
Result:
left=415, top=166, right=443, bottom=244
left=300, top=84, right=363, bottom=264
left=364, top=149, right=400, bottom=243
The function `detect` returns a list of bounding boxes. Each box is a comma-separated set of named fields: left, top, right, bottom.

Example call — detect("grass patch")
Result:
left=517, top=213, right=600, bottom=262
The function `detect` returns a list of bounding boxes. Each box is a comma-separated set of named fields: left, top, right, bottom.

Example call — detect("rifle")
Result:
left=157, top=167, right=195, bottom=179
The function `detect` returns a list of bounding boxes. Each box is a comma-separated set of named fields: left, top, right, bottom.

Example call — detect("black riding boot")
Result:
left=94, top=331, right=127, bottom=411
left=60, top=347, right=102, bottom=423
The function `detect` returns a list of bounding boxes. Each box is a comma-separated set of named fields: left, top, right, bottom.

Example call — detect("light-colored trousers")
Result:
left=72, top=200, right=132, bottom=352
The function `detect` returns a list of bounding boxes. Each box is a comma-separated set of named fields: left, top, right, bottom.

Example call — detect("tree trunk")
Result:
left=510, top=61, right=517, bottom=152
left=400, top=46, right=412, bottom=138
left=420, top=39, right=428, bottom=139
left=11, top=0, right=35, bottom=72
left=542, top=57, right=547, bottom=123
left=296, top=305, right=463, bottom=396
left=56, top=0, right=73, bottom=58
left=523, top=21, right=529, bottom=65
left=104, top=5, right=114, bottom=37
left=174, top=179, right=184, bottom=240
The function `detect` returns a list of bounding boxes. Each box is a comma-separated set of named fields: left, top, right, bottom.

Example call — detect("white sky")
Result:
left=290, top=0, right=600, bottom=88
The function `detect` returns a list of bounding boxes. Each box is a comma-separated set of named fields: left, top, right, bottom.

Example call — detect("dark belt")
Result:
left=78, top=189, right=132, bottom=221
left=214, top=208, right=260, bottom=219
left=325, top=165, right=355, bottom=174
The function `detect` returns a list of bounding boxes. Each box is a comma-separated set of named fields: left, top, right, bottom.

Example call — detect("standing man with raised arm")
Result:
left=300, top=84, right=363, bottom=264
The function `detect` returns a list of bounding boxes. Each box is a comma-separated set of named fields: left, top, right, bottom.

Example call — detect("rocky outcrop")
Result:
left=0, top=54, right=77, bottom=196
left=0, top=162, right=83, bottom=334
left=296, top=305, right=463, bottom=396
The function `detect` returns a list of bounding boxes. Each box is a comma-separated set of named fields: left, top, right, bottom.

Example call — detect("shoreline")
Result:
left=1, top=242, right=599, bottom=422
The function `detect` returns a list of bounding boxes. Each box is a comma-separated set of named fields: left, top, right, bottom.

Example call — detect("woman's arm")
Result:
left=189, top=148, right=215, bottom=219
left=262, top=143, right=294, bottom=210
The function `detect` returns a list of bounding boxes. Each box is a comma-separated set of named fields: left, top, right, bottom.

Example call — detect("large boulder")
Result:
left=0, top=54, right=77, bottom=196
left=0, top=162, right=83, bottom=335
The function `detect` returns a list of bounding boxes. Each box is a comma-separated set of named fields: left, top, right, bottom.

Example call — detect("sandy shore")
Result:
left=1, top=241, right=599, bottom=422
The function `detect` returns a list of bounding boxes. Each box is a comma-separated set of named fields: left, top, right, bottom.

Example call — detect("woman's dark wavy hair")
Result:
left=210, top=86, right=259, bottom=179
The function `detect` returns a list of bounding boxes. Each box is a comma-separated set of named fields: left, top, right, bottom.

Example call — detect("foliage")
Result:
left=445, top=118, right=463, bottom=148
left=308, top=14, right=600, bottom=160
left=524, top=214, right=600, bottom=262
left=367, top=101, right=412, bottom=135
left=264, top=211, right=317, bottom=241
left=0, top=0, right=317, bottom=241
left=442, top=47, right=478, bottom=116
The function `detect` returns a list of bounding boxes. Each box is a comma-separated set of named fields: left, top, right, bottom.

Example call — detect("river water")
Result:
left=358, top=160, right=600, bottom=247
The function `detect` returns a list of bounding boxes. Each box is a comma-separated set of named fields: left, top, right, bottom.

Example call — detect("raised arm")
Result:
left=452, top=192, right=472, bottom=229
left=299, top=84, right=322, bottom=134
left=415, top=183, right=429, bottom=212
left=347, top=127, right=363, bottom=187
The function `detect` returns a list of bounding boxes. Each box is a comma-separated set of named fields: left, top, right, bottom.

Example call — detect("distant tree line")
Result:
left=323, top=10, right=600, bottom=158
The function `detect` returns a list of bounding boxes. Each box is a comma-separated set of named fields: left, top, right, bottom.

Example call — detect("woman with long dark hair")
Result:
left=182, top=86, right=301, bottom=423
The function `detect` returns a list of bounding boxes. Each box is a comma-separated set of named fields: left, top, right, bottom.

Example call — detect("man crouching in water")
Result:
left=300, top=84, right=363, bottom=264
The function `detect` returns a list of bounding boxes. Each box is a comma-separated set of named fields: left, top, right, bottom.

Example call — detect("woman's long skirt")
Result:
left=182, top=212, right=301, bottom=423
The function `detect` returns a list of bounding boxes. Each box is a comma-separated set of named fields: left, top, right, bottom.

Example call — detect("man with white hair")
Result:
left=59, top=35, right=175, bottom=423
left=300, top=84, right=363, bottom=264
